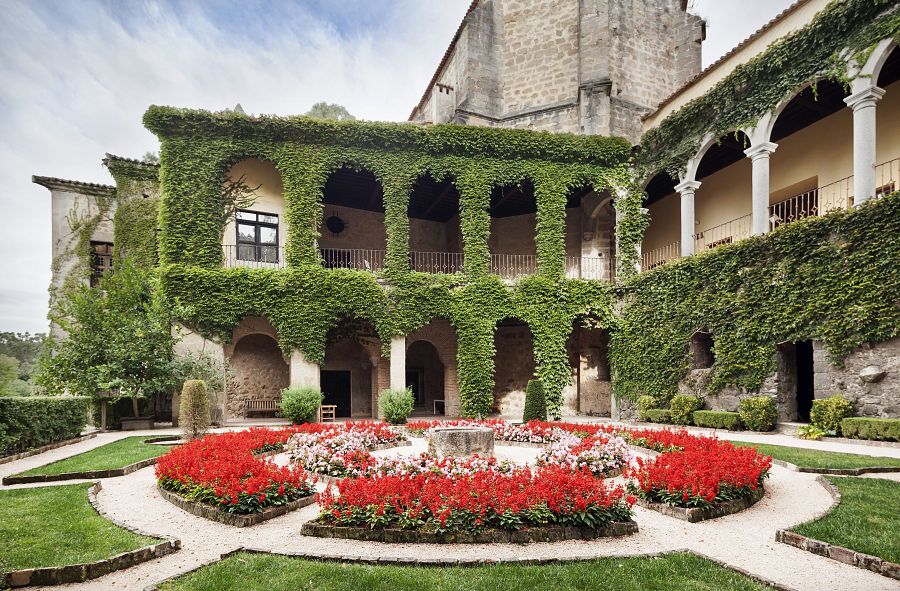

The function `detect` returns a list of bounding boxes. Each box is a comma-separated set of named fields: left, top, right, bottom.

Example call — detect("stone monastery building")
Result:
left=34, top=0, right=900, bottom=424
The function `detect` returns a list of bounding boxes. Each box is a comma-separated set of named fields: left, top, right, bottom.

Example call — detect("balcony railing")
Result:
left=641, top=241, right=680, bottom=270
left=565, top=256, right=607, bottom=280
left=491, top=254, right=537, bottom=279
left=223, top=245, right=286, bottom=269
left=694, top=214, right=751, bottom=252
left=320, top=248, right=386, bottom=272
left=410, top=251, right=464, bottom=274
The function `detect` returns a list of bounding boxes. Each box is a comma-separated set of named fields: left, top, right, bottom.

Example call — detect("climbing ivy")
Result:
left=637, top=0, right=900, bottom=180
left=610, top=192, right=900, bottom=403
left=106, top=155, right=161, bottom=269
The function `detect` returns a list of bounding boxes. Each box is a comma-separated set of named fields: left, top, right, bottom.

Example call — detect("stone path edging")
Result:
left=775, top=476, right=900, bottom=581
left=818, top=436, right=900, bottom=449
left=770, top=458, right=900, bottom=476
left=0, top=433, right=98, bottom=466
left=156, top=486, right=317, bottom=527
left=0, top=482, right=179, bottom=589
left=2, top=436, right=181, bottom=485
left=634, top=486, right=765, bottom=523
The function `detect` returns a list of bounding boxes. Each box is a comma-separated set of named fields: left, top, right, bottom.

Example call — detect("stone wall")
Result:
left=812, top=337, right=900, bottom=418
left=318, top=205, right=386, bottom=252
left=493, top=321, right=535, bottom=417
left=406, top=318, right=460, bottom=416
left=226, top=333, right=289, bottom=420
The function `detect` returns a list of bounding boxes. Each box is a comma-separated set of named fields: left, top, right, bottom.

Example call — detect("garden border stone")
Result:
left=769, top=457, right=900, bottom=476
left=775, top=475, right=900, bottom=581
left=156, top=486, right=317, bottom=527
left=634, top=486, right=765, bottom=523
left=300, top=519, right=638, bottom=543
left=0, top=482, right=180, bottom=589
left=2, top=436, right=181, bottom=485
left=0, top=432, right=98, bottom=466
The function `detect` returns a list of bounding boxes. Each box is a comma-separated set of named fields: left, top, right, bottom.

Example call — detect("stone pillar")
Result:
left=289, top=350, right=320, bottom=390
left=744, top=142, right=778, bottom=235
left=844, top=86, right=885, bottom=205
left=389, top=336, right=406, bottom=392
left=675, top=180, right=701, bottom=257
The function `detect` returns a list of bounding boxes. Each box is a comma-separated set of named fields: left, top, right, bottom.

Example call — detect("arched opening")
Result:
left=564, top=185, right=614, bottom=280
left=228, top=333, right=289, bottom=420
left=493, top=318, right=535, bottom=417
left=689, top=329, right=714, bottom=370
left=489, top=181, right=537, bottom=279
left=322, top=318, right=380, bottom=418
left=319, top=166, right=386, bottom=272
left=875, top=46, right=900, bottom=199
left=641, top=171, right=680, bottom=268
left=406, top=341, right=445, bottom=415
left=407, top=175, right=463, bottom=274
left=564, top=316, right=611, bottom=417
left=693, top=131, right=752, bottom=252
left=222, top=158, right=285, bottom=268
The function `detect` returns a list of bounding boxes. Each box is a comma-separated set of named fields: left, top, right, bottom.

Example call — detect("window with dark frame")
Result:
left=90, top=241, right=114, bottom=287
left=236, top=210, right=279, bottom=263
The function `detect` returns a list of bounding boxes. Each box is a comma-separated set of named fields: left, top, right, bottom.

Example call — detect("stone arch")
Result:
left=319, top=164, right=387, bottom=271
left=406, top=317, right=460, bottom=416
left=492, top=317, right=536, bottom=418
left=322, top=317, right=381, bottom=418
left=689, top=328, right=715, bottom=370
left=488, top=179, right=537, bottom=278
left=874, top=42, right=899, bottom=89
left=407, top=173, right=463, bottom=273
left=641, top=171, right=681, bottom=267
left=856, top=38, right=897, bottom=91
left=564, top=184, right=615, bottom=280
left=222, top=157, right=286, bottom=267
left=563, top=315, right=611, bottom=417
left=225, top=316, right=289, bottom=420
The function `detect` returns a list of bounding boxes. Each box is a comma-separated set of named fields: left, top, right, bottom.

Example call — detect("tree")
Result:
left=304, top=102, right=356, bottom=121
left=0, top=331, right=46, bottom=381
left=0, top=354, right=18, bottom=395
left=141, top=151, right=159, bottom=165
left=37, top=259, right=176, bottom=416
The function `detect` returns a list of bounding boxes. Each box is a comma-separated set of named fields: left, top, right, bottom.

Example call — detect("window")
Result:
left=236, top=210, right=279, bottom=263
left=90, top=242, right=113, bottom=287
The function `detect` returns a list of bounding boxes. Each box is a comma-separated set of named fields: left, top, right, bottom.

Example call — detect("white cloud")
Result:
left=0, top=0, right=788, bottom=333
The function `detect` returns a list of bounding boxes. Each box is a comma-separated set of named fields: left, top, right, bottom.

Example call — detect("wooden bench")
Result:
left=244, top=399, right=281, bottom=418
left=319, top=405, right=337, bottom=422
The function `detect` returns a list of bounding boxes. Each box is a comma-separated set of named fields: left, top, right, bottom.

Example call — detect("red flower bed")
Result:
left=156, top=427, right=315, bottom=514
left=317, top=465, right=634, bottom=533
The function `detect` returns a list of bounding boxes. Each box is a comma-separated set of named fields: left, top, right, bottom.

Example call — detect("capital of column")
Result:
left=844, top=86, right=885, bottom=111
left=675, top=180, right=701, bottom=195
left=744, top=141, right=778, bottom=161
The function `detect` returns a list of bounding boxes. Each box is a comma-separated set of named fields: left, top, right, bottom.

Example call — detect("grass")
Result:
left=793, top=476, right=900, bottom=564
left=0, top=483, right=158, bottom=572
left=729, top=441, right=900, bottom=470
left=15, top=436, right=173, bottom=477
left=158, top=551, right=771, bottom=591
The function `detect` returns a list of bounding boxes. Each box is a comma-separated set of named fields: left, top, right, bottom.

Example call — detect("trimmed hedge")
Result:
left=0, top=396, right=89, bottom=456
left=738, top=396, right=778, bottom=432
left=645, top=409, right=672, bottom=424
left=693, top=411, right=742, bottom=431
left=670, top=395, right=702, bottom=426
left=840, top=418, right=900, bottom=442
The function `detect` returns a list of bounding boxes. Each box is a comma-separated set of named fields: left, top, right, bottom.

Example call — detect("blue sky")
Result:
left=0, top=0, right=791, bottom=333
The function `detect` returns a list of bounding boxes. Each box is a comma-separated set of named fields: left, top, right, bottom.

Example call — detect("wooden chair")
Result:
left=319, top=404, right=337, bottom=422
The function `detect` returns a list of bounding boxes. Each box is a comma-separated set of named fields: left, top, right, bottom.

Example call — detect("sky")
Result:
left=0, top=0, right=791, bottom=334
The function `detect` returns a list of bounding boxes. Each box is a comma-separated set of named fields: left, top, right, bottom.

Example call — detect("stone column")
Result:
left=389, top=336, right=406, bottom=392
left=675, top=180, right=701, bottom=257
left=844, top=86, right=885, bottom=205
left=744, top=142, right=778, bottom=235
left=289, top=350, right=320, bottom=390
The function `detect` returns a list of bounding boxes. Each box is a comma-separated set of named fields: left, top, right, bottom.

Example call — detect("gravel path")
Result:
left=3, top=428, right=899, bottom=591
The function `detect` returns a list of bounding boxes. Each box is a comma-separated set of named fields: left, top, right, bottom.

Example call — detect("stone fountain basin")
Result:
left=427, top=426, right=495, bottom=459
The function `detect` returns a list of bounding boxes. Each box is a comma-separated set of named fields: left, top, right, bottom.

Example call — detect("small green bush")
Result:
left=645, top=409, right=671, bottom=424
left=738, top=396, right=778, bottom=431
left=280, top=387, right=323, bottom=424
left=692, top=410, right=742, bottom=430
left=840, top=417, right=900, bottom=442
left=810, top=395, right=853, bottom=435
left=669, top=395, right=702, bottom=425
left=636, top=395, right=657, bottom=422
left=523, top=380, right=546, bottom=422
left=179, top=380, right=209, bottom=440
left=796, top=424, right=827, bottom=440
left=0, top=396, right=89, bottom=456
left=379, top=388, right=415, bottom=425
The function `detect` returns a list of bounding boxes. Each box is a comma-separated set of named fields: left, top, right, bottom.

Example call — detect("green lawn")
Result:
left=158, top=552, right=770, bottom=591
left=15, top=436, right=174, bottom=477
left=793, top=477, right=900, bottom=564
left=730, top=441, right=900, bottom=470
left=0, top=483, right=159, bottom=571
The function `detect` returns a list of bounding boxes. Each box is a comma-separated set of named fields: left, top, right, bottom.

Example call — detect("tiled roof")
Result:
left=103, top=153, right=159, bottom=169
left=32, top=175, right=116, bottom=196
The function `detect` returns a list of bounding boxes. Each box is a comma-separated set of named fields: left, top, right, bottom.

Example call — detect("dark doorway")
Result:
left=406, top=369, right=425, bottom=407
left=796, top=340, right=815, bottom=422
left=321, top=370, right=352, bottom=418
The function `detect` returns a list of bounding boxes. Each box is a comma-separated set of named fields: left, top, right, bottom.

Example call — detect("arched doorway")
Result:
left=322, top=319, right=380, bottom=418
left=406, top=340, right=445, bottom=415
left=228, top=333, right=289, bottom=419
left=564, top=316, right=611, bottom=416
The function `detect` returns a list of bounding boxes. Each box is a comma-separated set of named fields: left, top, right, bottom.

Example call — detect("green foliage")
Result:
left=180, top=379, right=210, bottom=439
left=171, top=351, right=229, bottom=395
left=113, top=196, right=160, bottom=269
left=304, top=102, right=356, bottom=121
left=810, top=395, right=853, bottom=435
left=38, top=260, right=176, bottom=404
left=0, top=396, right=89, bottom=456
left=636, top=0, right=900, bottom=179
left=379, top=388, right=415, bottom=425
left=0, top=331, right=45, bottom=381
left=669, top=394, right=702, bottom=426
left=796, top=424, right=827, bottom=441
left=280, top=387, right=323, bottom=424
left=0, top=354, right=18, bottom=394
left=738, top=396, right=778, bottom=432
left=840, top=418, right=900, bottom=442
left=644, top=409, right=671, bottom=424
left=612, top=193, right=900, bottom=402
left=636, top=395, right=658, bottom=421
left=692, top=410, right=742, bottom=431
left=522, top=379, right=547, bottom=422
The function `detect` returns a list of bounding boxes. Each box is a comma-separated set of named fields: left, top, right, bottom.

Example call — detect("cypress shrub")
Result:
left=180, top=379, right=210, bottom=440
left=0, top=396, right=89, bottom=456
left=523, top=380, right=547, bottom=422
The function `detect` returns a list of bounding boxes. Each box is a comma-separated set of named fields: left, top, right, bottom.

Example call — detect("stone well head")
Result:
left=427, top=426, right=495, bottom=459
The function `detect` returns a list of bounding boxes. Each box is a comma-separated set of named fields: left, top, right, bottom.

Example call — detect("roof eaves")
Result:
left=32, top=175, right=116, bottom=197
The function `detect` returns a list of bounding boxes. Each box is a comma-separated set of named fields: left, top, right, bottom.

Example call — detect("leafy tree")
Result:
left=141, top=151, right=159, bottom=165
left=37, top=260, right=176, bottom=416
left=304, top=102, right=356, bottom=121
left=0, top=332, right=46, bottom=381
